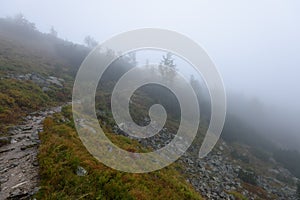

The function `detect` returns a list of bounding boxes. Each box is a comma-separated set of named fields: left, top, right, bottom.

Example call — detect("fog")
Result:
left=1, top=0, right=299, bottom=150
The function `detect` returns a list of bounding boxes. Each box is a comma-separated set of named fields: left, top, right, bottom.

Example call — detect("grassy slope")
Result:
left=36, top=106, right=203, bottom=200
left=0, top=79, right=51, bottom=132
left=0, top=17, right=204, bottom=199
left=0, top=17, right=88, bottom=77
left=0, top=17, right=86, bottom=132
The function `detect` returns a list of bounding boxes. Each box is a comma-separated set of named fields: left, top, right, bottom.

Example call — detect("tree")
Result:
left=13, top=13, right=27, bottom=24
left=84, top=36, right=98, bottom=49
left=159, top=52, right=177, bottom=83
left=190, top=75, right=199, bottom=89
left=238, top=169, right=257, bottom=185
left=12, top=13, right=36, bottom=30
left=128, top=52, right=137, bottom=66
left=50, top=26, right=58, bottom=37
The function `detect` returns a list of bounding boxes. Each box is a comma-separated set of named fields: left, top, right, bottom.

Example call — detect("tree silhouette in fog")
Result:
left=159, top=52, right=177, bottom=84
left=84, top=35, right=98, bottom=49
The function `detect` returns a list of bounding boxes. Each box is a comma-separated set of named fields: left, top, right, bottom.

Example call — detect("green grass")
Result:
left=0, top=76, right=72, bottom=133
left=228, top=191, right=248, bottom=200
left=36, top=106, right=203, bottom=200
left=0, top=79, right=51, bottom=132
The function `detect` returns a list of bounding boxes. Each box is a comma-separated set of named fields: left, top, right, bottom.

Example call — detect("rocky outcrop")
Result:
left=2, top=73, right=64, bottom=90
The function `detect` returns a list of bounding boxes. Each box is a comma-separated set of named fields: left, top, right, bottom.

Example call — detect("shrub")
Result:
left=238, top=169, right=257, bottom=185
left=231, top=150, right=250, bottom=163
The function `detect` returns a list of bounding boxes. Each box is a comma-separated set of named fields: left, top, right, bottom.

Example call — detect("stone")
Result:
left=32, top=161, right=39, bottom=167
left=21, top=126, right=32, bottom=131
left=0, top=176, right=9, bottom=184
left=0, top=137, right=11, bottom=147
left=9, top=188, right=28, bottom=199
left=30, top=187, right=40, bottom=195
left=42, top=87, right=50, bottom=92
left=76, top=166, right=87, bottom=176
left=225, top=185, right=231, bottom=191
left=46, top=76, right=63, bottom=87
left=10, top=139, right=17, bottom=144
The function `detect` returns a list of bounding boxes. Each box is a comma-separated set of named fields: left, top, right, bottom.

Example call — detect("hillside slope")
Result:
left=0, top=16, right=299, bottom=200
left=0, top=17, right=204, bottom=200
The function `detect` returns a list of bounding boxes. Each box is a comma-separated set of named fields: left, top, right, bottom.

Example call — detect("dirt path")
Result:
left=0, top=106, right=62, bottom=200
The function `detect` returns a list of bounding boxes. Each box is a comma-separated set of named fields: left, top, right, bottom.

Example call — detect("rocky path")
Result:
left=0, top=106, right=62, bottom=200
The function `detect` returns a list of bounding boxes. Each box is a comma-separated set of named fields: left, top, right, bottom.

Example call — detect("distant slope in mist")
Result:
left=0, top=16, right=89, bottom=77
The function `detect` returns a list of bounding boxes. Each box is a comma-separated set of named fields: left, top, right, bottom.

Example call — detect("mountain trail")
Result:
left=0, top=105, right=63, bottom=200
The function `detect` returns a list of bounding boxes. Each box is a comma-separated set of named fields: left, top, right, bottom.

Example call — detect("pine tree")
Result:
left=50, top=26, right=57, bottom=37
left=84, top=36, right=98, bottom=49
left=159, top=52, right=177, bottom=83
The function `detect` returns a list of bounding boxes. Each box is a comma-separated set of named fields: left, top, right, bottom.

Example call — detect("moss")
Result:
left=228, top=191, right=248, bottom=200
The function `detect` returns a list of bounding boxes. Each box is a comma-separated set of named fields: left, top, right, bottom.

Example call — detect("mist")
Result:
left=1, top=0, right=299, bottom=151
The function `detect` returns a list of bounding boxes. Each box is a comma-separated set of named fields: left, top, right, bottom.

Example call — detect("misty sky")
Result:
left=1, top=1, right=300, bottom=125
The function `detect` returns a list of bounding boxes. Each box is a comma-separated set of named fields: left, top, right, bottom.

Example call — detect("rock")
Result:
left=42, top=87, right=50, bottom=92
left=0, top=147, right=15, bottom=154
left=219, top=146, right=224, bottom=151
left=8, top=188, right=28, bottom=199
left=9, top=163, right=18, bottom=168
left=0, top=137, right=11, bottom=147
left=0, top=175, right=9, bottom=184
left=30, top=187, right=40, bottom=195
left=4, top=73, right=65, bottom=89
left=21, top=126, right=32, bottom=131
left=32, top=160, right=39, bottom=167
left=76, top=166, right=87, bottom=176
left=46, top=76, right=63, bottom=87
left=20, top=144, right=36, bottom=151
left=10, top=138, right=17, bottom=144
